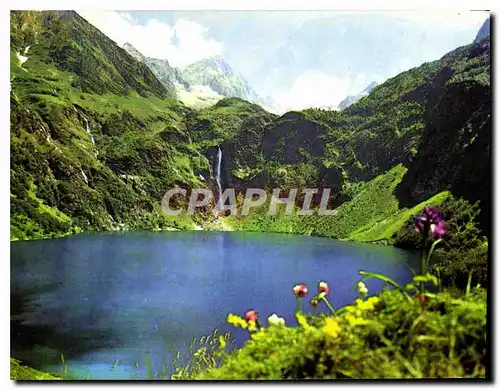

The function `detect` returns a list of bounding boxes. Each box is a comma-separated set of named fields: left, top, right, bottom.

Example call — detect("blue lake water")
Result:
left=11, top=231, right=418, bottom=379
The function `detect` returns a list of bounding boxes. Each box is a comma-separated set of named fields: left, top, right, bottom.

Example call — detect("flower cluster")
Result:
left=415, top=207, right=445, bottom=239
left=357, top=281, right=368, bottom=296
left=293, top=283, right=308, bottom=298
left=227, top=280, right=381, bottom=342
left=293, top=281, right=330, bottom=301
left=227, top=310, right=262, bottom=332
left=227, top=309, right=286, bottom=333
left=323, top=317, right=341, bottom=338
left=267, top=313, right=285, bottom=326
left=227, top=313, right=253, bottom=330
left=306, top=281, right=336, bottom=314
left=355, top=296, right=379, bottom=311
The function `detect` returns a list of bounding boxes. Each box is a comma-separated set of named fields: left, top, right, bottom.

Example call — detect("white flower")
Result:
left=318, top=281, right=329, bottom=294
left=267, top=313, right=285, bottom=326
left=357, top=282, right=368, bottom=295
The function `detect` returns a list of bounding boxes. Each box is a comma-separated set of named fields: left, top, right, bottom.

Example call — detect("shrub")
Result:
left=394, top=195, right=488, bottom=289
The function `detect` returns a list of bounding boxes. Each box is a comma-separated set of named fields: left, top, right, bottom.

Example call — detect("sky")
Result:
left=79, top=10, right=489, bottom=111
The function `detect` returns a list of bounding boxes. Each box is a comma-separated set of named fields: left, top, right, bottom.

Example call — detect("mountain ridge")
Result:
left=180, top=55, right=279, bottom=112
left=338, top=81, right=378, bottom=110
left=122, top=42, right=189, bottom=98
left=122, top=42, right=279, bottom=112
left=474, top=18, right=490, bottom=43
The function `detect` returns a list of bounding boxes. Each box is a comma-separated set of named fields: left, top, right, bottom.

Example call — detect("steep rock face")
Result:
left=474, top=18, right=490, bottom=43
left=186, top=97, right=276, bottom=191
left=147, top=57, right=189, bottom=90
left=396, top=39, right=491, bottom=236
left=122, top=42, right=188, bottom=96
left=122, top=44, right=275, bottom=111
left=208, top=109, right=343, bottom=200
left=220, top=114, right=274, bottom=189
left=122, top=42, right=145, bottom=61
left=261, top=112, right=326, bottom=164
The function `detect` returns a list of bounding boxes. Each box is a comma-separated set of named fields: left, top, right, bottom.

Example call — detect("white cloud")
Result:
left=78, top=10, right=223, bottom=67
left=336, top=10, right=488, bottom=30
left=386, top=10, right=489, bottom=29
left=271, top=70, right=368, bottom=111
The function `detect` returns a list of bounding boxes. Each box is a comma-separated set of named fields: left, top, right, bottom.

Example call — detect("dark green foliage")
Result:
left=39, top=11, right=169, bottom=97
left=435, top=244, right=488, bottom=291
left=396, top=39, right=491, bottom=237
left=394, top=195, right=488, bottom=289
left=196, top=288, right=486, bottom=379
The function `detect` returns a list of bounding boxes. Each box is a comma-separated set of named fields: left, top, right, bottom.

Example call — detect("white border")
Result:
left=2, top=1, right=497, bottom=389
left=3, top=0, right=496, bottom=11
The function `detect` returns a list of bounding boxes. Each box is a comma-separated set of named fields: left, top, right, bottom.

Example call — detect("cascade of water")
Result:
left=85, top=118, right=96, bottom=144
left=215, top=147, right=223, bottom=202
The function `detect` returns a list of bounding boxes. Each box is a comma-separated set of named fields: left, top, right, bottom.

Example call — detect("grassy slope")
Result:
left=223, top=164, right=449, bottom=244
left=10, top=11, right=206, bottom=240
left=11, top=359, right=60, bottom=380
left=349, top=191, right=451, bottom=243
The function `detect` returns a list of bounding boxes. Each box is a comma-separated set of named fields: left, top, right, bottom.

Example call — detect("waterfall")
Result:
left=84, top=118, right=95, bottom=144
left=215, top=147, right=223, bottom=202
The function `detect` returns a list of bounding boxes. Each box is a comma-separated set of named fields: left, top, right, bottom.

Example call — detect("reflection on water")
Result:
left=11, top=231, right=418, bottom=379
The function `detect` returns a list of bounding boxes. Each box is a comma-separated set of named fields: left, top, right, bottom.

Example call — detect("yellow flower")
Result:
left=365, top=298, right=379, bottom=310
left=247, top=320, right=257, bottom=332
left=346, top=314, right=368, bottom=326
left=355, top=296, right=380, bottom=312
left=227, top=313, right=248, bottom=329
left=323, top=318, right=341, bottom=338
left=358, top=300, right=373, bottom=311
left=345, top=305, right=356, bottom=314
